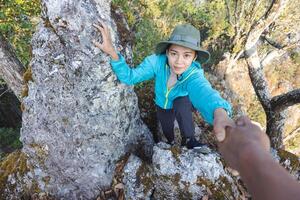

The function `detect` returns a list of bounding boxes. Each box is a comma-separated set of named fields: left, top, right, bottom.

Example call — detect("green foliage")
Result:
left=0, top=128, right=22, bottom=151
left=112, top=0, right=232, bottom=65
left=132, top=19, right=161, bottom=64
left=0, top=0, right=41, bottom=66
left=112, top=0, right=279, bottom=65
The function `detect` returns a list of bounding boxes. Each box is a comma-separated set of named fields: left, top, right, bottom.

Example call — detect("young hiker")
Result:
left=93, top=22, right=234, bottom=149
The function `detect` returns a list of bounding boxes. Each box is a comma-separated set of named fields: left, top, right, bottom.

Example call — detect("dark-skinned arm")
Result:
left=217, top=116, right=300, bottom=200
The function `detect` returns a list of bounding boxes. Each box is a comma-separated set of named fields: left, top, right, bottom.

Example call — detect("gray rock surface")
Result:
left=19, top=0, right=153, bottom=199
left=123, top=143, right=242, bottom=199
left=123, top=155, right=154, bottom=200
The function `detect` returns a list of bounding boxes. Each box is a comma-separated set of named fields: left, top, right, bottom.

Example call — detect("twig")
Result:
left=283, top=126, right=300, bottom=143
left=0, top=88, right=9, bottom=99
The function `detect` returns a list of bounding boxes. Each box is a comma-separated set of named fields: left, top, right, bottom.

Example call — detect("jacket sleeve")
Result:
left=110, top=53, right=157, bottom=85
left=187, top=69, right=232, bottom=125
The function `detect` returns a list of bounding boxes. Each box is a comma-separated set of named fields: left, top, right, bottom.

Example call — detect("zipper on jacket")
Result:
left=164, top=64, right=171, bottom=109
left=163, top=65, right=197, bottom=109
left=164, top=87, right=174, bottom=109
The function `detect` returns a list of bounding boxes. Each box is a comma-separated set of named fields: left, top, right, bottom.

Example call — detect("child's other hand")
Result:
left=93, top=22, right=119, bottom=60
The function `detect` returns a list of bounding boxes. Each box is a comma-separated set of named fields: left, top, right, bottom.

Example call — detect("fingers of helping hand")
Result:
left=235, top=117, right=270, bottom=151
left=251, top=120, right=263, bottom=130
left=236, top=116, right=251, bottom=126
left=236, top=116, right=264, bottom=134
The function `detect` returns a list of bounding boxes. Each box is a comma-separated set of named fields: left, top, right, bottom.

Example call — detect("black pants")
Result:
left=156, top=96, right=195, bottom=144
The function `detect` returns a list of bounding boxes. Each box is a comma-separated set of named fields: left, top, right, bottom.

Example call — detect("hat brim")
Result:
left=155, top=41, right=211, bottom=64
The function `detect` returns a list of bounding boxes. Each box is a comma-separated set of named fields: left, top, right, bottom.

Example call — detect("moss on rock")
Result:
left=29, top=143, right=48, bottom=168
left=136, top=161, right=154, bottom=195
left=0, top=150, right=29, bottom=198
left=170, top=145, right=181, bottom=163
left=196, top=175, right=235, bottom=199
left=278, top=149, right=300, bottom=172
left=22, top=67, right=33, bottom=98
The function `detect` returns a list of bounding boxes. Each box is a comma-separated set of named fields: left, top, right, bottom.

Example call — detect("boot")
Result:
left=186, top=137, right=211, bottom=154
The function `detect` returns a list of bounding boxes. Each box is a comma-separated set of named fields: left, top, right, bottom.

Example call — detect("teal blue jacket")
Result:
left=110, top=53, right=232, bottom=125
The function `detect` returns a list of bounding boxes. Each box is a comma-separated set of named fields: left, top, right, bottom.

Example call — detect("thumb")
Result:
left=214, top=126, right=226, bottom=142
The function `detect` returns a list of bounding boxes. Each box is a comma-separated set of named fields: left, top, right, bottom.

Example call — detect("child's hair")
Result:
left=165, top=44, right=171, bottom=52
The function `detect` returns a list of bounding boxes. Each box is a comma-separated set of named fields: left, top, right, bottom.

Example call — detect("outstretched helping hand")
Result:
left=217, top=116, right=300, bottom=200
left=217, top=116, right=270, bottom=171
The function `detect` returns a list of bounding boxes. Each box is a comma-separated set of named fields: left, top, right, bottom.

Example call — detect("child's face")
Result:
left=166, top=44, right=196, bottom=75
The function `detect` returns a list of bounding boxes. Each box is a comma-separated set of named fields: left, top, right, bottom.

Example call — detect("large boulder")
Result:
left=123, top=143, right=242, bottom=199
left=18, top=0, right=153, bottom=199
left=122, top=144, right=300, bottom=200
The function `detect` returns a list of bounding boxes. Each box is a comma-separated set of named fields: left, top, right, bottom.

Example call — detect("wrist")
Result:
left=214, top=108, right=229, bottom=122
left=237, top=142, right=268, bottom=172
left=214, top=108, right=228, bottom=116
left=108, top=50, right=119, bottom=61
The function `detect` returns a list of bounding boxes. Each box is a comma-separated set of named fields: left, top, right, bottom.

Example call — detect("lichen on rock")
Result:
left=19, top=0, right=154, bottom=199
left=122, top=143, right=242, bottom=199
left=0, top=150, right=34, bottom=199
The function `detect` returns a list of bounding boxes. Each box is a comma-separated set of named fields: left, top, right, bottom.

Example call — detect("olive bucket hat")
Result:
left=155, top=24, right=210, bottom=64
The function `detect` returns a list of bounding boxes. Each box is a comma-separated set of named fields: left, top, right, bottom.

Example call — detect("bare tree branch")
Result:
left=262, top=33, right=300, bottom=49
left=247, top=0, right=262, bottom=25
left=244, top=0, right=289, bottom=148
left=245, top=0, right=288, bottom=51
left=283, top=126, right=300, bottom=143
left=246, top=48, right=272, bottom=112
left=261, top=35, right=300, bottom=66
left=225, top=0, right=233, bottom=26
left=263, top=35, right=285, bottom=49
left=239, top=0, right=246, bottom=20
left=0, top=32, right=25, bottom=99
left=234, top=0, right=238, bottom=25
left=0, top=88, right=9, bottom=99
left=264, top=0, right=277, bottom=18
left=261, top=49, right=286, bottom=67
left=271, top=89, right=300, bottom=112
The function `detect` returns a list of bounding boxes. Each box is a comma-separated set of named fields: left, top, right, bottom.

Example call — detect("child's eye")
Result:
left=170, top=52, right=177, bottom=56
left=184, top=54, right=191, bottom=58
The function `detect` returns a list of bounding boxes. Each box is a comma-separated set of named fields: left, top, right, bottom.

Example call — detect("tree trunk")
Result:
left=0, top=33, right=25, bottom=100
left=218, top=0, right=297, bottom=148
left=20, top=0, right=153, bottom=198
left=0, top=85, right=22, bottom=128
left=243, top=0, right=289, bottom=148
